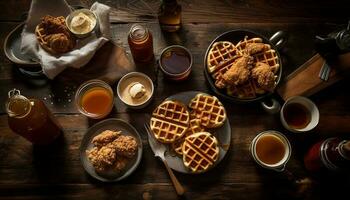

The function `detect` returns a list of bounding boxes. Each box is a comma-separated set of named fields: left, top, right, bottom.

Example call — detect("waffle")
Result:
left=189, top=93, right=226, bottom=128
left=150, top=100, right=190, bottom=143
left=235, top=37, right=263, bottom=52
left=226, top=79, right=266, bottom=99
left=182, top=132, right=219, bottom=173
left=35, top=24, right=57, bottom=54
left=171, top=113, right=205, bottom=155
left=253, top=49, right=280, bottom=73
left=207, top=41, right=241, bottom=74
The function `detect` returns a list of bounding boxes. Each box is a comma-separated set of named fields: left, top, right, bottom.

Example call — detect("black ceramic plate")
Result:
left=80, top=118, right=143, bottom=182
left=204, top=29, right=283, bottom=103
left=161, top=91, right=231, bottom=174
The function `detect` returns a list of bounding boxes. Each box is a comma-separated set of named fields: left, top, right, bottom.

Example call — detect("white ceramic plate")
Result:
left=154, top=91, right=231, bottom=174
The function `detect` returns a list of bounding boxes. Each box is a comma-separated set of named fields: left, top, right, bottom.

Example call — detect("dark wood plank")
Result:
left=0, top=183, right=309, bottom=200
left=0, top=0, right=349, bottom=23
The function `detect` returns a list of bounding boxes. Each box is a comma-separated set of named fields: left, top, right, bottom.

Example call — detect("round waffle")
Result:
left=189, top=93, right=226, bottom=128
left=207, top=41, right=241, bottom=74
left=182, top=132, right=219, bottom=173
left=150, top=100, right=190, bottom=143
left=171, top=113, right=205, bottom=155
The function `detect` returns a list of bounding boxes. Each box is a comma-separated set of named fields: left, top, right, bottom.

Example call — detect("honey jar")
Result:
left=128, top=24, right=154, bottom=63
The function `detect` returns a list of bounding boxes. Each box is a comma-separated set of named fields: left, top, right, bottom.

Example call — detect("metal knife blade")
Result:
left=145, top=124, right=166, bottom=160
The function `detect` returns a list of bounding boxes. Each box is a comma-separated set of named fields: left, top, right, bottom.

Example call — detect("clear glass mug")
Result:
left=250, top=130, right=292, bottom=172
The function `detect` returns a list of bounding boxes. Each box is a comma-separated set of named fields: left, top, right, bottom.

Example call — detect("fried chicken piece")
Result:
left=92, top=130, right=121, bottom=148
left=252, top=62, right=276, bottom=91
left=114, top=156, right=129, bottom=172
left=41, top=15, right=70, bottom=36
left=112, top=135, right=138, bottom=158
left=86, top=144, right=117, bottom=172
left=222, top=55, right=254, bottom=85
left=37, top=15, right=76, bottom=54
left=245, top=43, right=267, bottom=55
left=45, top=33, right=74, bottom=53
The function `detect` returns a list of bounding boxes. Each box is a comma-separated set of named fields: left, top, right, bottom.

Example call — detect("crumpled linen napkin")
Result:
left=21, top=0, right=111, bottom=79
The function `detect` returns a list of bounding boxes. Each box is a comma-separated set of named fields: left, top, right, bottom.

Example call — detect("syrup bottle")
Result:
left=6, top=89, right=62, bottom=145
left=128, top=24, right=154, bottom=63
left=158, top=0, right=182, bottom=32
left=304, top=137, right=350, bottom=172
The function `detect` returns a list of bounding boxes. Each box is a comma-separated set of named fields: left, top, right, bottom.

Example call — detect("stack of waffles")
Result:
left=207, top=36, right=280, bottom=99
left=150, top=93, right=226, bottom=173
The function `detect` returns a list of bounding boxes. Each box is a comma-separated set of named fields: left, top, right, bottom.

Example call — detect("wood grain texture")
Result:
left=0, top=0, right=349, bottom=23
left=1, top=0, right=350, bottom=199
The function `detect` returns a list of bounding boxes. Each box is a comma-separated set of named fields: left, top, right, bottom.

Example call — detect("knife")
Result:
left=144, top=123, right=185, bottom=196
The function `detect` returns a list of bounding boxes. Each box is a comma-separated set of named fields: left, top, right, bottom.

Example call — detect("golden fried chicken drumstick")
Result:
left=222, top=55, right=254, bottom=85
left=252, top=62, right=276, bottom=91
left=245, top=43, right=267, bottom=55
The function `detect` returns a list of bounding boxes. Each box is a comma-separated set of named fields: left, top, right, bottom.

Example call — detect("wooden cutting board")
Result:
left=277, top=53, right=350, bottom=100
left=57, top=42, right=135, bottom=85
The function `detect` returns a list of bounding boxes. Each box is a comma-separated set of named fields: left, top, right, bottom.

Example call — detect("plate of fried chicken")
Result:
left=80, top=118, right=143, bottom=182
left=204, top=30, right=284, bottom=103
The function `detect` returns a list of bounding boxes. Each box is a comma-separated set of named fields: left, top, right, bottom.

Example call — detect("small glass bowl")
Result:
left=66, top=9, right=98, bottom=38
left=159, top=45, right=193, bottom=81
left=75, top=79, right=114, bottom=119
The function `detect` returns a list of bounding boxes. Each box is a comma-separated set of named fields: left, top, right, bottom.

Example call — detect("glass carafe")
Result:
left=6, top=89, right=62, bottom=145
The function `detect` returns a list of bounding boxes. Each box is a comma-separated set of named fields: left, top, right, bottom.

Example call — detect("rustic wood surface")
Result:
left=1, top=0, right=350, bottom=199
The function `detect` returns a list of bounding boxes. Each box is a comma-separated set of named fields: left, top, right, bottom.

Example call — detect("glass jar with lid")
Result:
left=128, top=24, right=154, bottom=63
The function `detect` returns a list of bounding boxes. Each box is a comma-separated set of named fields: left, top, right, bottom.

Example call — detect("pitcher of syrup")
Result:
left=6, top=89, right=62, bottom=145
left=304, top=137, right=350, bottom=172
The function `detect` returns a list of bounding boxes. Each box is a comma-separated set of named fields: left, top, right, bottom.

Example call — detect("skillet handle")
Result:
left=269, top=31, right=288, bottom=49
left=261, top=98, right=281, bottom=114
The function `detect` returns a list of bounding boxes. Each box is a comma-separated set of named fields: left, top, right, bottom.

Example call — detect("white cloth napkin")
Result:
left=21, top=0, right=111, bottom=79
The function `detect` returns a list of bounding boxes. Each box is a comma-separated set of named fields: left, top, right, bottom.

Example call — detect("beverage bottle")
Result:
left=158, top=0, right=182, bottom=32
left=128, top=24, right=154, bottom=63
left=6, top=89, right=62, bottom=145
left=304, top=137, right=350, bottom=172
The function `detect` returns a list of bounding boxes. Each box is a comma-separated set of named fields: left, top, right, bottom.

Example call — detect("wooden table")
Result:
left=1, top=0, right=350, bottom=199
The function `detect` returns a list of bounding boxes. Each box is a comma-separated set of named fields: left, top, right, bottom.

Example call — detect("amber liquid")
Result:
left=283, top=103, right=311, bottom=129
left=256, top=134, right=286, bottom=165
left=81, top=87, right=113, bottom=116
left=8, top=99, right=62, bottom=145
left=161, top=49, right=191, bottom=74
left=128, top=32, right=154, bottom=63
left=158, top=0, right=182, bottom=32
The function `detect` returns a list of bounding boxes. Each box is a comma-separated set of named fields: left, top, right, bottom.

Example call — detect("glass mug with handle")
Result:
left=250, top=130, right=292, bottom=172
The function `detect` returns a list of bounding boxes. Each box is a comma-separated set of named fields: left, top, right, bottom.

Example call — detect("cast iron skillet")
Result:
left=204, top=29, right=287, bottom=104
